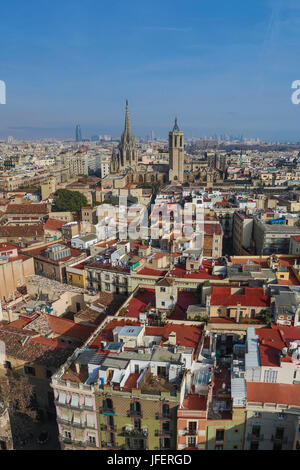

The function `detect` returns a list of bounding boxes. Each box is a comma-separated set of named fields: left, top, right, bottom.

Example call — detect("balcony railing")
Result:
left=155, top=429, right=172, bottom=437
left=127, top=410, right=143, bottom=418
left=100, top=407, right=116, bottom=414
left=101, top=441, right=124, bottom=450
left=271, top=435, right=288, bottom=445
left=59, top=437, right=87, bottom=448
left=155, top=412, right=171, bottom=420
left=101, top=424, right=117, bottom=432
left=123, top=427, right=148, bottom=437
left=183, top=428, right=198, bottom=436
left=247, top=433, right=264, bottom=441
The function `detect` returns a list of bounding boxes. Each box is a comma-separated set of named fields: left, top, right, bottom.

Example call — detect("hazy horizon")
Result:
left=1, top=0, right=300, bottom=141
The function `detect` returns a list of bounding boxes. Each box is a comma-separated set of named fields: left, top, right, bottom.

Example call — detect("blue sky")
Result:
left=1, top=0, right=300, bottom=140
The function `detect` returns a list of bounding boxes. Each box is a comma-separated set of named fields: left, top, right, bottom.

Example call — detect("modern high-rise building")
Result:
left=75, top=125, right=82, bottom=142
left=168, top=118, right=184, bottom=183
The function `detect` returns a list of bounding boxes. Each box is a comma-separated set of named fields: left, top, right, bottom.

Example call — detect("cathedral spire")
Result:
left=124, top=99, right=132, bottom=136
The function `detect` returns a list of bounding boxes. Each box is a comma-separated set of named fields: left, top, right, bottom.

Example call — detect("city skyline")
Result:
left=1, top=0, right=300, bottom=141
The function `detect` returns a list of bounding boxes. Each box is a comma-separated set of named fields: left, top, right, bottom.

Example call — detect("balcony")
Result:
left=271, top=435, right=288, bottom=445
left=101, top=441, right=124, bottom=450
left=247, top=433, right=264, bottom=441
left=182, top=428, right=198, bottom=436
left=59, top=437, right=87, bottom=448
left=100, top=407, right=116, bottom=415
left=123, top=427, right=148, bottom=437
left=155, top=429, right=172, bottom=437
left=57, top=417, right=87, bottom=429
left=101, top=424, right=117, bottom=432
left=55, top=399, right=81, bottom=410
left=127, top=410, right=143, bottom=418
left=155, top=412, right=171, bottom=420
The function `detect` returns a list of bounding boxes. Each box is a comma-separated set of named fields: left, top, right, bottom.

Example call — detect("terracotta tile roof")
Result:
left=0, top=225, right=44, bottom=237
left=0, top=326, right=74, bottom=367
left=6, top=204, right=49, bottom=214
left=137, top=268, right=168, bottom=277
left=247, top=382, right=300, bottom=406
left=46, top=314, right=95, bottom=341
left=44, top=218, right=65, bottom=231
left=145, top=323, right=202, bottom=349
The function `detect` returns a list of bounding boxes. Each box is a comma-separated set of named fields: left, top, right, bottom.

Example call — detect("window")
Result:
left=252, top=425, right=260, bottom=438
left=275, top=427, right=284, bottom=440
left=162, top=421, right=170, bottom=432
left=277, top=412, right=285, bottom=420
left=88, top=435, right=96, bottom=445
left=134, top=419, right=141, bottom=430
left=254, top=412, right=261, bottom=418
left=250, top=441, right=259, bottom=450
left=188, top=437, right=196, bottom=447
left=162, top=404, right=170, bottom=417
left=103, top=398, right=113, bottom=411
left=215, top=444, right=223, bottom=450
left=108, top=415, right=114, bottom=427
left=130, top=401, right=141, bottom=415
left=160, top=287, right=166, bottom=292
left=161, top=301, right=165, bottom=306
left=188, top=422, right=197, bottom=434
left=24, top=365, right=35, bottom=376
left=64, top=431, right=71, bottom=439
left=216, top=429, right=225, bottom=442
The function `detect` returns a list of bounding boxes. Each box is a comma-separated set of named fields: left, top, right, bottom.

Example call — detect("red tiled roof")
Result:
left=145, top=323, right=202, bottom=349
left=6, top=204, right=48, bottom=214
left=256, top=325, right=300, bottom=367
left=126, top=288, right=155, bottom=316
left=247, top=382, right=300, bottom=406
left=170, top=265, right=223, bottom=280
left=210, top=287, right=269, bottom=307
left=137, top=268, right=168, bottom=277
left=181, top=394, right=207, bottom=411
left=90, top=319, right=202, bottom=350
left=44, top=218, right=65, bottom=231
left=46, top=314, right=95, bottom=341
left=0, top=225, right=44, bottom=237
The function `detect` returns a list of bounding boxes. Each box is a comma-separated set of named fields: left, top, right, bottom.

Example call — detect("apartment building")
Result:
left=51, top=316, right=203, bottom=450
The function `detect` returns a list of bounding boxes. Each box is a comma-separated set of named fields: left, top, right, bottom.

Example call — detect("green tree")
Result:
left=53, top=189, right=88, bottom=213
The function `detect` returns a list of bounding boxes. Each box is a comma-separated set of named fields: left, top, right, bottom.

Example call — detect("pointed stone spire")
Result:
left=124, top=99, right=132, bottom=137
left=173, top=116, right=180, bottom=132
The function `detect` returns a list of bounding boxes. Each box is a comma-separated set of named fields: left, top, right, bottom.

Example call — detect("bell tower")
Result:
left=168, top=117, right=184, bottom=183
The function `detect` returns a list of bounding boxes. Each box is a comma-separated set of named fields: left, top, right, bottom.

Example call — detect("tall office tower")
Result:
left=118, top=100, right=137, bottom=171
left=75, top=125, right=82, bottom=142
left=168, top=117, right=184, bottom=183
